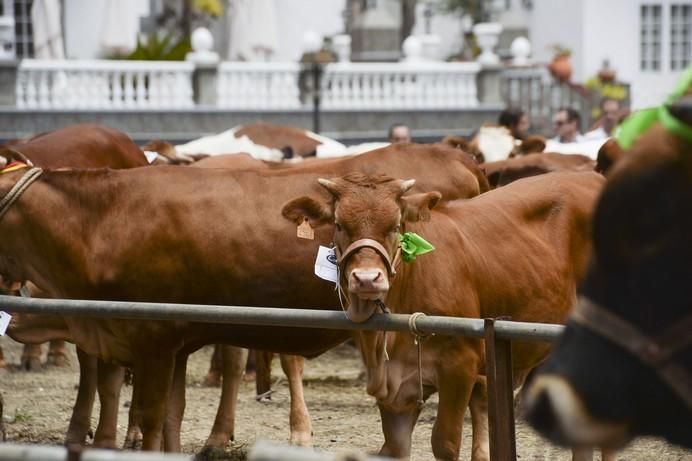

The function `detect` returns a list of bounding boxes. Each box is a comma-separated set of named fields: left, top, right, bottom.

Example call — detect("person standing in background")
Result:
left=388, top=123, right=412, bottom=143
left=551, top=107, right=585, bottom=143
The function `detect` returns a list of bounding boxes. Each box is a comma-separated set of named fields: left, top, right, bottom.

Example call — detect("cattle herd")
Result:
left=0, top=90, right=690, bottom=461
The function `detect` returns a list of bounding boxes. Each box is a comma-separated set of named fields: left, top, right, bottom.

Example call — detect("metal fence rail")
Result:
left=0, top=295, right=563, bottom=342
left=0, top=295, right=566, bottom=461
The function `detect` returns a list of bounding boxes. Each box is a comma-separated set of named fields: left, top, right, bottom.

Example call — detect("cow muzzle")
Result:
left=522, top=374, right=629, bottom=448
left=336, top=238, right=399, bottom=323
left=348, top=267, right=389, bottom=299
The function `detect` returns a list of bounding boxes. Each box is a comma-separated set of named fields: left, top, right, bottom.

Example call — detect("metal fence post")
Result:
left=484, top=318, right=517, bottom=461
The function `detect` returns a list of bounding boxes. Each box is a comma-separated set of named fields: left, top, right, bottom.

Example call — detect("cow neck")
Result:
left=0, top=167, right=42, bottom=222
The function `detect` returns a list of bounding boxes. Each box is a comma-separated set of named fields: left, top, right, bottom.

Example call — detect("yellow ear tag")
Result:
left=297, top=218, right=315, bottom=240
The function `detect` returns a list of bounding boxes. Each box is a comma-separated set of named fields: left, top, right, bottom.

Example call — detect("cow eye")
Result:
left=335, top=222, right=343, bottom=232
left=391, top=224, right=401, bottom=234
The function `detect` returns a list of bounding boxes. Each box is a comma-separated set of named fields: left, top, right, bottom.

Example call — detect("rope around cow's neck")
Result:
left=0, top=167, right=43, bottom=222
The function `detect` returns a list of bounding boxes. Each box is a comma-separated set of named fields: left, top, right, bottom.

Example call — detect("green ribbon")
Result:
left=398, top=232, right=435, bottom=263
left=615, top=67, right=692, bottom=150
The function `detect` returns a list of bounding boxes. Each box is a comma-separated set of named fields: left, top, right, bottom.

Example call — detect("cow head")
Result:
left=283, top=173, right=440, bottom=323
left=522, top=100, right=692, bottom=450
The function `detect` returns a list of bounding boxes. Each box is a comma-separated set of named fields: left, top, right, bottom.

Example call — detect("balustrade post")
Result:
left=191, top=62, right=218, bottom=107
left=0, top=60, right=18, bottom=107
left=477, top=64, right=503, bottom=106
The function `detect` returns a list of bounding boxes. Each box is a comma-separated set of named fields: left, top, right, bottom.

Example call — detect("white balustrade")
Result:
left=321, top=62, right=481, bottom=109
left=217, top=62, right=302, bottom=109
left=16, top=60, right=195, bottom=110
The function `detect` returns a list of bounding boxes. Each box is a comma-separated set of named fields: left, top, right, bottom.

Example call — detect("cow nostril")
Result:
left=373, top=271, right=382, bottom=282
left=353, top=272, right=362, bottom=283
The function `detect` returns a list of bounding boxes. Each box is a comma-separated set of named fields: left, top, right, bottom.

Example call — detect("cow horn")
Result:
left=401, top=179, right=416, bottom=194
left=318, top=178, right=340, bottom=196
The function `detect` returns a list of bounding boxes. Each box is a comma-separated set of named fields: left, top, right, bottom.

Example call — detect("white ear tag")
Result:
left=314, top=246, right=338, bottom=283
left=0, top=311, right=11, bottom=336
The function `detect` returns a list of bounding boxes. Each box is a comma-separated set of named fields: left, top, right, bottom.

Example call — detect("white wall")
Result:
left=64, top=0, right=107, bottom=58
left=64, top=0, right=149, bottom=59
left=582, top=0, right=689, bottom=108
left=528, top=0, right=584, bottom=77
left=272, top=0, right=345, bottom=61
left=411, top=3, right=465, bottom=60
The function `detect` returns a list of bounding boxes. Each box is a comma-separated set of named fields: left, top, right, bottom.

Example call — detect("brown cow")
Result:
left=281, top=171, right=603, bottom=459
left=0, top=123, right=148, bottom=169
left=234, top=122, right=321, bottom=158
left=443, top=128, right=547, bottom=164
left=0, top=123, right=148, bottom=369
left=1, top=142, right=486, bottom=453
left=0, top=123, right=150, bottom=447
left=483, top=152, right=596, bottom=188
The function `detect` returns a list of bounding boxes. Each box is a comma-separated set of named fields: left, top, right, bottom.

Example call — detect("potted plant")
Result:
left=548, top=44, right=572, bottom=82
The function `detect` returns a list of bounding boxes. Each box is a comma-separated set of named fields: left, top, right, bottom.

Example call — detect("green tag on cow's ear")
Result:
left=615, top=107, right=659, bottom=150
left=398, top=232, right=435, bottom=263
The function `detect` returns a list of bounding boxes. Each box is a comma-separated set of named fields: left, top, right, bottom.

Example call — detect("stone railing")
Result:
left=16, top=60, right=195, bottom=109
left=216, top=61, right=481, bottom=110
left=321, top=61, right=481, bottom=109
left=216, top=62, right=302, bottom=109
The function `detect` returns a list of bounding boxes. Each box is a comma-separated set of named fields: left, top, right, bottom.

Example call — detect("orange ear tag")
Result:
left=297, top=218, right=315, bottom=240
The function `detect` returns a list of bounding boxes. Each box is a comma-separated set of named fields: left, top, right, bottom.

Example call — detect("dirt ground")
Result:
left=0, top=338, right=690, bottom=461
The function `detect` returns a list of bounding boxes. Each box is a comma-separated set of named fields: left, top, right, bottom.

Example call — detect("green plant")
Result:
left=549, top=43, right=572, bottom=58
left=441, top=0, right=486, bottom=22
left=127, top=32, right=192, bottom=61
left=13, top=408, right=32, bottom=423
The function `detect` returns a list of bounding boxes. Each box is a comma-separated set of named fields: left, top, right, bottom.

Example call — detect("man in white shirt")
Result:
left=585, top=98, right=623, bottom=140
left=551, top=107, right=586, bottom=143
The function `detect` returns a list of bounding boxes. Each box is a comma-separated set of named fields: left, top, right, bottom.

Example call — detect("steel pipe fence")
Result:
left=0, top=294, right=565, bottom=461
left=0, top=295, right=563, bottom=342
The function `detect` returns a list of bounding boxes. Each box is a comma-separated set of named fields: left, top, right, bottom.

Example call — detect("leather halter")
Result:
left=0, top=166, right=43, bottom=222
left=334, top=238, right=401, bottom=280
left=570, top=297, right=692, bottom=409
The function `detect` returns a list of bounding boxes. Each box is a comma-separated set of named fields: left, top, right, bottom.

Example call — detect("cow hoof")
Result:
left=202, top=371, right=221, bottom=388
left=47, top=352, right=68, bottom=367
left=289, top=431, right=312, bottom=447
left=123, top=437, right=143, bottom=451
left=196, top=443, right=247, bottom=461
left=21, top=357, right=42, bottom=372
left=243, top=370, right=257, bottom=382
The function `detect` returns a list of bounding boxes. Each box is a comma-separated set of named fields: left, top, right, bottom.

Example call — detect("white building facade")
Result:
left=527, top=0, right=691, bottom=109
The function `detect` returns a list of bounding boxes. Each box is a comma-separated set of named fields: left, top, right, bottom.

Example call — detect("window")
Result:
left=640, top=4, right=662, bottom=71
left=670, top=3, right=691, bottom=70
left=12, top=0, right=33, bottom=58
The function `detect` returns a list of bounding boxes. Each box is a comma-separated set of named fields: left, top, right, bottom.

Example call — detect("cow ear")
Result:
left=282, top=196, right=334, bottom=228
left=401, top=191, right=441, bottom=222
left=0, top=147, right=32, bottom=167
left=519, top=136, right=547, bottom=155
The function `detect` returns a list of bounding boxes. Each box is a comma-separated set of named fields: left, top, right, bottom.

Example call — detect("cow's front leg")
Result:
left=377, top=404, right=420, bottom=458
left=280, top=354, right=312, bottom=446
left=93, top=360, right=126, bottom=448
left=431, top=343, right=480, bottom=461
left=65, top=348, right=97, bottom=446
left=163, top=352, right=189, bottom=452
left=134, top=354, right=175, bottom=451
left=205, top=346, right=248, bottom=449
